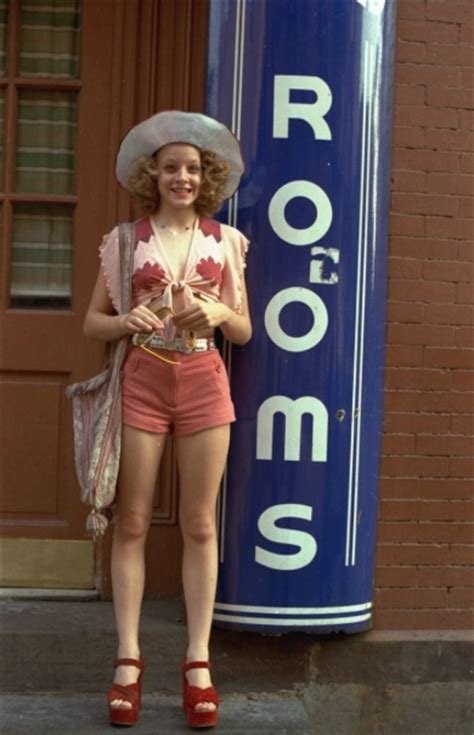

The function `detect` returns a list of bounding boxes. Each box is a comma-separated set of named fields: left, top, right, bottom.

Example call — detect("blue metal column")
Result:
left=207, top=0, right=397, bottom=633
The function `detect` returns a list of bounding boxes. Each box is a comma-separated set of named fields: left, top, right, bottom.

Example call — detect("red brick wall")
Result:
left=374, top=0, right=473, bottom=629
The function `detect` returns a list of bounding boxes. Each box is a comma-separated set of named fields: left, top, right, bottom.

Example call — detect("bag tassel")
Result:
left=86, top=507, right=113, bottom=538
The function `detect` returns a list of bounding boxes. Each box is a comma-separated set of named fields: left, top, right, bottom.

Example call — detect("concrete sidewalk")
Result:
left=0, top=692, right=313, bottom=735
left=0, top=596, right=473, bottom=735
left=0, top=596, right=313, bottom=735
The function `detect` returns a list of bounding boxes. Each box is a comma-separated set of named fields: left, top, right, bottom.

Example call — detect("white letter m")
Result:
left=256, top=395, right=328, bottom=462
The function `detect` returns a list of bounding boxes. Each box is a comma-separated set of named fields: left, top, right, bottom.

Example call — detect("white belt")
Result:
left=132, top=333, right=216, bottom=354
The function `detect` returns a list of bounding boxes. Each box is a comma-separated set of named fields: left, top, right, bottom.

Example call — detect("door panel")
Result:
left=0, top=1, right=129, bottom=580
left=1, top=380, right=63, bottom=514
left=0, top=0, right=210, bottom=596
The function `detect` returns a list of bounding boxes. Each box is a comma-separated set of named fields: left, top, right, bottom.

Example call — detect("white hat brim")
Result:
left=115, top=111, right=244, bottom=199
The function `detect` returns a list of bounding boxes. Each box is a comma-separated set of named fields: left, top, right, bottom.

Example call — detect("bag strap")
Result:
left=102, top=222, right=134, bottom=369
left=118, top=221, right=135, bottom=313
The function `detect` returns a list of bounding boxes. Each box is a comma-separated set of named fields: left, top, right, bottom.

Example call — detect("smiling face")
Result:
left=155, top=143, right=202, bottom=214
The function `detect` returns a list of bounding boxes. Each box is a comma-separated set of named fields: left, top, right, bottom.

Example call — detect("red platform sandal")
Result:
left=108, top=657, right=145, bottom=726
left=182, top=660, right=220, bottom=729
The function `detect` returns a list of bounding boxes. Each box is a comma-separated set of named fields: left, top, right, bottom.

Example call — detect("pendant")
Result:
left=158, top=221, right=193, bottom=236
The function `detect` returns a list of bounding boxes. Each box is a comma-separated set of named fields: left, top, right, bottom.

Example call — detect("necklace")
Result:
left=156, top=218, right=195, bottom=236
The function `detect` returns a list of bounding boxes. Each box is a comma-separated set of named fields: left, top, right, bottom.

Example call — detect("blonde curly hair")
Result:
left=127, top=147, right=231, bottom=218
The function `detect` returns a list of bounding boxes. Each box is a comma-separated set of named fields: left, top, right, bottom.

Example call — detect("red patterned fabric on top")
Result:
left=99, top=216, right=249, bottom=339
left=199, top=217, right=223, bottom=242
left=195, top=256, right=223, bottom=286
left=132, top=261, right=165, bottom=296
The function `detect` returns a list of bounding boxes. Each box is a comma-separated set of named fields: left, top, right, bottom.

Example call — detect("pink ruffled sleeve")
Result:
left=98, top=226, right=122, bottom=313
left=220, top=224, right=249, bottom=314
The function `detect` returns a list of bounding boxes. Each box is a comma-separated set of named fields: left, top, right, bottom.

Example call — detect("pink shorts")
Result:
left=121, top=346, right=235, bottom=436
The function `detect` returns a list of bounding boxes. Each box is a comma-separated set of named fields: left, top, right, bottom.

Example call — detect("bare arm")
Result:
left=172, top=273, right=252, bottom=346
left=218, top=272, right=252, bottom=345
left=83, top=266, right=163, bottom=342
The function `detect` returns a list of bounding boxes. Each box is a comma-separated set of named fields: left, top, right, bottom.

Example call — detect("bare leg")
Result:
left=176, top=424, right=230, bottom=713
left=110, top=425, right=167, bottom=709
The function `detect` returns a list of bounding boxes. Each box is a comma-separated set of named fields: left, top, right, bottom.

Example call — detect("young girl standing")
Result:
left=83, top=111, right=251, bottom=729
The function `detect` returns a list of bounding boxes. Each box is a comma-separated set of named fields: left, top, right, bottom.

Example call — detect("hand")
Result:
left=172, top=302, right=230, bottom=332
left=119, top=305, right=164, bottom=335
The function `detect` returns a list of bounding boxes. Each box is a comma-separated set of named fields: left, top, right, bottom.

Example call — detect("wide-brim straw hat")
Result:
left=115, top=110, right=244, bottom=199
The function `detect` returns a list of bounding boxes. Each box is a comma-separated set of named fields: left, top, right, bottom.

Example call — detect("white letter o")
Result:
left=268, top=180, right=333, bottom=245
left=264, top=287, right=328, bottom=352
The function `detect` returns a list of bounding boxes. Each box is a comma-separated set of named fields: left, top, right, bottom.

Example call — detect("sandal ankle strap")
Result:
left=114, top=657, right=145, bottom=671
left=182, top=660, right=211, bottom=673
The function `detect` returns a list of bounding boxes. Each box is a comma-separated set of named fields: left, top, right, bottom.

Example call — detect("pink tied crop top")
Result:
left=99, top=216, right=249, bottom=340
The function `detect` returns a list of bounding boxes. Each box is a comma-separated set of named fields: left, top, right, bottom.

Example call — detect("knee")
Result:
left=180, top=513, right=216, bottom=545
left=115, top=508, right=149, bottom=542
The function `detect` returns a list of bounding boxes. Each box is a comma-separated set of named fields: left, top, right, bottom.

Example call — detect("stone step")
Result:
left=1, top=596, right=473, bottom=735
left=0, top=692, right=313, bottom=735
left=0, top=597, right=309, bottom=694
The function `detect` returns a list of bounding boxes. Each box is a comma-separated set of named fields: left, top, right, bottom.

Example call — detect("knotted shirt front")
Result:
left=99, top=216, right=249, bottom=341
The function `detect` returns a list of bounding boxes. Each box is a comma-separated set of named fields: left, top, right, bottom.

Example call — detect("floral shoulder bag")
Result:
left=65, top=222, right=135, bottom=537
